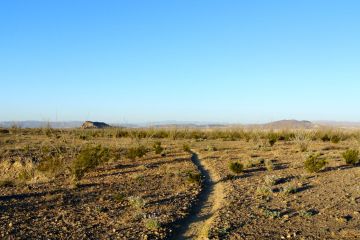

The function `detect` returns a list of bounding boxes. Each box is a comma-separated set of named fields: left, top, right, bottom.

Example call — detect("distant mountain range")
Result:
left=244, top=120, right=314, bottom=129
left=1, top=120, right=360, bottom=129
left=0, top=121, right=139, bottom=129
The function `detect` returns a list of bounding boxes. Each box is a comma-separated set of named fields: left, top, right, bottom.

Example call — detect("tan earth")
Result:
left=0, top=128, right=359, bottom=239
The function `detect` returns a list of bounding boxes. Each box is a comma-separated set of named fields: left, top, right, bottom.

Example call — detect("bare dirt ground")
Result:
left=0, top=128, right=360, bottom=239
left=0, top=131, right=201, bottom=239
left=193, top=140, right=360, bottom=240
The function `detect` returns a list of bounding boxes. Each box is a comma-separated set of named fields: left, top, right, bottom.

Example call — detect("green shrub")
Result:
left=330, top=135, right=341, bottom=143
left=262, top=209, right=281, bottom=219
left=229, top=162, right=244, bottom=174
left=126, top=145, right=147, bottom=160
left=321, top=134, right=330, bottom=142
left=71, top=145, right=110, bottom=181
left=153, top=141, right=164, bottom=155
left=186, top=172, right=202, bottom=184
left=268, top=133, right=278, bottom=146
left=304, top=154, right=326, bottom=173
left=113, top=192, right=126, bottom=202
left=299, top=209, right=316, bottom=217
left=342, top=149, right=359, bottom=165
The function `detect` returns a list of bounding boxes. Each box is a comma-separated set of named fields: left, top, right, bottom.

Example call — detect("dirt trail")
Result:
left=171, top=152, right=224, bottom=239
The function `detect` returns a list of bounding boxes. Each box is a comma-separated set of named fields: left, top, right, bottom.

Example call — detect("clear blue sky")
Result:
left=1, top=1, right=360, bottom=123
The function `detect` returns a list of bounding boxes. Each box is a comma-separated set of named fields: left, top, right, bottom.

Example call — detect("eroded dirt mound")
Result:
left=81, top=121, right=111, bottom=129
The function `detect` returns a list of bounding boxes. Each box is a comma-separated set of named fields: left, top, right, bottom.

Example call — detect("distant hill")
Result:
left=0, top=121, right=83, bottom=128
left=0, top=121, right=131, bottom=129
left=314, top=121, right=360, bottom=129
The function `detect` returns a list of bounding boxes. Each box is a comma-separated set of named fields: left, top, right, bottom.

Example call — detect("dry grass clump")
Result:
left=128, top=196, right=146, bottom=219
left=291, top=131, right=312, bottom=152
left=264, top=175, right=278, bottom=186
left=244, top=158, right=264, bottom=168
left=128, top=196, right=146, bottom=209
left=205, top=145, right=217, bottom=151
left=282, top=184, right=297, bottom=195
left=255, top=185, right=273, bottom=198
left=342, top=149, right=359, bottom=166
left=264, top=159, right=274, bottom=171
left=0, top=159, right=48, bottom=184
left=304, top=154, right=327, bottom=173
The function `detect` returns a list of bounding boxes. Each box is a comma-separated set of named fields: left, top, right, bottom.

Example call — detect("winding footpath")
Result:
left=171, top=152, right=224, bottom=239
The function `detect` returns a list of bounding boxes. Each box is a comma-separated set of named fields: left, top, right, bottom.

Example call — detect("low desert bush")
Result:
left=71, top=145, right=110, bottom=181
left=342, top=149, right=359, bottom=165
left=229, top=162, right=244, bottom=174
left=320, top=134, right=331, bottom=142
left=0, top=129, right=10, bottom=134
left=330, top=134, right=341, bottom=144
left=304, top=154, right=326, bottom=173
left=153, top=141, right=164, bottom=155
left=183, top=144, right=191, bottom=153
left=126, top=145, right=147, bottom=160
left=113, top=192, right=126, bottom=202
left=268, top=134, right=277, bottom=146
